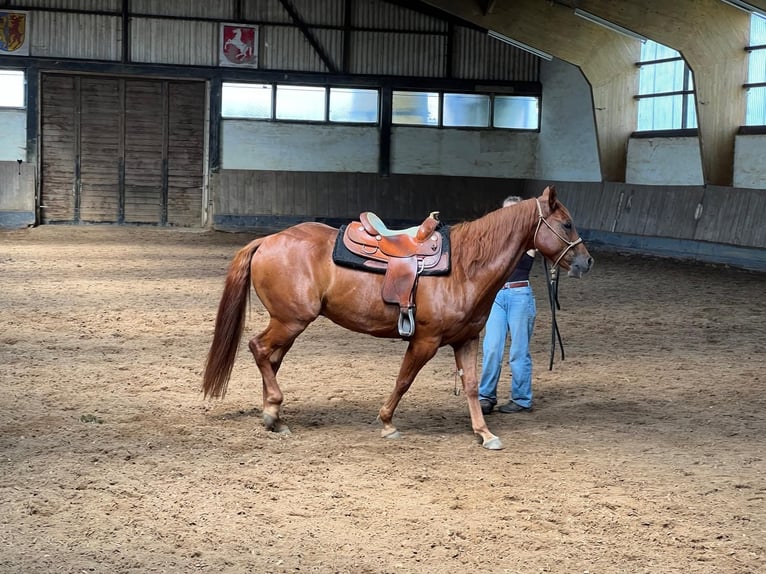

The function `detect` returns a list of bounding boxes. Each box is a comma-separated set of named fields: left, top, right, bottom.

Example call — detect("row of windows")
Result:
left=0, top=69, right=540, bottom=130
left=221, top=83, right=540, bottom=130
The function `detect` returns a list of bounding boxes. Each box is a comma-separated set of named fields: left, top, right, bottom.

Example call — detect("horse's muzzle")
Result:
left=567, top=253, right=594, bottom=278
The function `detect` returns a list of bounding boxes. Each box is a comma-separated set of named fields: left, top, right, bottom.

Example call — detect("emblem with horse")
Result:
left=203, top=185, right=593, bottom=450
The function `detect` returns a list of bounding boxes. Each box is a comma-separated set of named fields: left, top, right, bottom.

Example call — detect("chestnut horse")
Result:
left=203, top=185, right=593, bottom=450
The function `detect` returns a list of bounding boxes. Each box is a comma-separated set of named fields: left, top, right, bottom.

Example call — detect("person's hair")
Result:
left=502, top=195, right=522, bottom=207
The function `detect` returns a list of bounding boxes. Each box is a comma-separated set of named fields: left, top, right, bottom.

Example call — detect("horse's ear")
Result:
left=544, top=185, right=559, bottom=212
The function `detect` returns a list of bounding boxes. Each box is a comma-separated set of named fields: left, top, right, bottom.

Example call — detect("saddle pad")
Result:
left=332, top=223, right=451, bottom=276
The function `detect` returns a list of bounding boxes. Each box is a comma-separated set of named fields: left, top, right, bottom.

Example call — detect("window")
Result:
left=222, top=82, right=379, bottom=124
left=329, top=88, right=379, bottom=123
left=443, top=93, right=490, bottom=127
left=393, top=90, right=540, bottom=130
left=222, top=82, right=271, bottom=118
left=494, top=96, right=539, bottom=129
left=0, top=70, right=25, bottom=108
left=275, top=85, right=325, bottom=121
left=636, top=40, right=697, bottom=131
left=392, top=91, right=439, bottom=126
left=746, top=13, right=766, bottom=125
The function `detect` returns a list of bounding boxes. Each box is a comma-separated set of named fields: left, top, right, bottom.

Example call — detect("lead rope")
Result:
left=543, top=258, right=565, bottom=370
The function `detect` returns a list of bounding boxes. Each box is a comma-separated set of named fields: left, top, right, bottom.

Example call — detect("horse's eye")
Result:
left=563, top=221, right=573, bottom=230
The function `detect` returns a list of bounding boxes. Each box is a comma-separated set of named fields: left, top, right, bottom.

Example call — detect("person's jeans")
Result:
left=478, top=286, right=537, bottom=408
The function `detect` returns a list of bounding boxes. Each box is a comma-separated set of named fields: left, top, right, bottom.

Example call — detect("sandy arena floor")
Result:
left=1, top=225, right=764, bottom=573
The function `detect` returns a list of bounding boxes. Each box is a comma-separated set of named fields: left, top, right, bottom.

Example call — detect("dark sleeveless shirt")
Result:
left=508, top=252, right=534, bottom=283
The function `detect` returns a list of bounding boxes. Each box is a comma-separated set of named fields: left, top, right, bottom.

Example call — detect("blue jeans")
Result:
left=479, top=286, right=537, bottom=408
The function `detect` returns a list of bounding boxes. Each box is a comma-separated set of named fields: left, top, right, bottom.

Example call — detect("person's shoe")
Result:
left=498, top=401, right=532, bottom=414
left=480, top=400, right=495, bottom=415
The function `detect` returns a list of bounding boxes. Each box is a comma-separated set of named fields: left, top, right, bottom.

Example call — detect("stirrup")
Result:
left=397, top=307, right=415, bottom=338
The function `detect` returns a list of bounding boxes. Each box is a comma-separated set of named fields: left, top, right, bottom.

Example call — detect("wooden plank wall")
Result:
left=167, top=82, right=205, bottom=227
left=40, top=75, right=77, bottom=223
left=39, top=74, right=204, bottom=227
left=213, top=170, right=527, bottom=229
left=525, top=179, right=766, bottom=250
left=79, top=77, right=121, bottom=223
left=124, top=80, right=164, bottom=224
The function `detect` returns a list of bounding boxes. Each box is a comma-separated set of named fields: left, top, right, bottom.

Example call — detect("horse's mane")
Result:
left=449, top=199, right=536, bottom=276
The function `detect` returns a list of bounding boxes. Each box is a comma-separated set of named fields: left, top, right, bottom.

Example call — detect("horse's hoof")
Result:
left=274, top=422, right=292, bottom=435
left=263, top=412, right=279, bottom=431
left=382, top=430, right=402, bottom=440
left=482, top=436, right=504, bottom=450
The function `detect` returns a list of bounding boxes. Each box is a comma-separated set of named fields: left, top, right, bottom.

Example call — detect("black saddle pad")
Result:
left=332, top=223, right=451, bottom=276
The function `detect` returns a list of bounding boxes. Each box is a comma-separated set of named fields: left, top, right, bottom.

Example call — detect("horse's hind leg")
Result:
left=248, top=319, right=303, bottom=435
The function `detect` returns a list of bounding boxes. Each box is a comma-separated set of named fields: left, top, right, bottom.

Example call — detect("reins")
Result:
left=543, top=258, right=565, bottom=370
left=533, top=198, right=582, bottom=370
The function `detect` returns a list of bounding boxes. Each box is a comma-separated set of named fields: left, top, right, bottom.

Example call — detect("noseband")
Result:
left=534, top=198, right=583, bottom=269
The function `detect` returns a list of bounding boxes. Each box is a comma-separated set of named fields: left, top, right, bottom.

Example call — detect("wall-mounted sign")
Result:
left=0, top=11, right=29, bottom=56
left=219, top=23, right=258, bottom=68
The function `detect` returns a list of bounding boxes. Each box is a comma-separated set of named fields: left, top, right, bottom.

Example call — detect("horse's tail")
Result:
left=202, top=238, right=264, bottom=399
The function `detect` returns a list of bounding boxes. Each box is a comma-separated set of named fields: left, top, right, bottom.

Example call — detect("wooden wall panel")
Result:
left=40, top=74, right=205, bottom=227
left=124, top=80, right=164, bottom=224
left=40, top=75, right=77, bottom=223
left=79, top=78, right=121, bottom=222
left=213, top=170, right=526, bottom=227
left=166, top=82, right=205, bottom=227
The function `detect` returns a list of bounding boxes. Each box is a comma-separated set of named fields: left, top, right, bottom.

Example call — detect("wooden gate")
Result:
left=40, top=74, right=205, bottom=226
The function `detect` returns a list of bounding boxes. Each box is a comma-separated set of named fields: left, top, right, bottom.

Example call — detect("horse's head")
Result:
left=532, top=185, right=594, bottom=278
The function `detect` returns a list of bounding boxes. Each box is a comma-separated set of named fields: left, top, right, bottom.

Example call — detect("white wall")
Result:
left=0, top=109, right=26, bottom=162
left=390, top=126, right=537, bottom=177
left=733, top=134, right=766, bottom=189
left=222, top=121, right=379, bottom=172
left=536, top=59, right=601, bottom=182
left=626, top=137, right=704, bottom=185
left=222, top=120, right=539, bottom=177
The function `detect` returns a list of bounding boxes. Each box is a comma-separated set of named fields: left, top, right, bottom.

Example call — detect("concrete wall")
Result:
left=0, top=109, right=26, bottom=162
left=536, top=59, right=601, bottom=182
left=626, top=137, right=705, bottom=185
left=221, top=120, right=538, bottom=178
left=222, top=121, right=379, bottom=173
left=390, top=126, right=537, bottom=178
left=733, top=133, right=766, bottom=190
left=0, top=162, right=36, bottom=227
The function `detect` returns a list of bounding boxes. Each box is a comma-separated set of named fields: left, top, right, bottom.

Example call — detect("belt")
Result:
left=503, top=280, right=530, bottom=289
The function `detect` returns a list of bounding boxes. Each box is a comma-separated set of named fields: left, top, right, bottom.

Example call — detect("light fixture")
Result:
left=574, top=8, right=647, bottom=42
left=487, top=30, right=553, bottom=61
left=720, top=0, right=766, bottom=18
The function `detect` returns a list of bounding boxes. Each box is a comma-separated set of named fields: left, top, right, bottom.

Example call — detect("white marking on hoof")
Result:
left=382, top=430, right=402, bottom=440
left=482, top=436, right=504, bottom=450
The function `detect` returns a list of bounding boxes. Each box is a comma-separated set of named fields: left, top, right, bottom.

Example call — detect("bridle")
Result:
left=533, top=198, right=583, bottom=270
left=533, top=198, right=583, bottom=371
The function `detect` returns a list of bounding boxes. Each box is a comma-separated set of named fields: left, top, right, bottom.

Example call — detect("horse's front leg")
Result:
left=453, top=337, right=503, bottom=450
left=379, top=338, right=439, bottom=439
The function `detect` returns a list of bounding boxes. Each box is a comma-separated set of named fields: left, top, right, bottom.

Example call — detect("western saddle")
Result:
left=342, top=211, right=448, bottom=338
